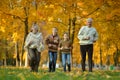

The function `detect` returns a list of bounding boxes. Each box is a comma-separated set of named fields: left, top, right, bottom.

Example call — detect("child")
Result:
left=45, top=27, right=60, bottom=72
left=59, top=32, right=72, bottom=72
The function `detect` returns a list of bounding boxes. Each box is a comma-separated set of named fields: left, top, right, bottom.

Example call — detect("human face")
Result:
left=86, top=21, right=92, bottom=27
left=52, top=28, right=57, bottom=36
left=64, top=33, right=69, bottom=40
left=32, top=26, right=38, bottom=34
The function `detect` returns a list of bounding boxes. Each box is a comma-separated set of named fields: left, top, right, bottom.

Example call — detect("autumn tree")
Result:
left=0, top=0, right=120, bottom=67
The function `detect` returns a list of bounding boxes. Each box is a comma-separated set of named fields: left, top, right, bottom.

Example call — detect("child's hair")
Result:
left=53, top=27, right=58, bottom=31
left=63, top=32, right=70, bottom=39
left=63, top=32, right=69, bottom=35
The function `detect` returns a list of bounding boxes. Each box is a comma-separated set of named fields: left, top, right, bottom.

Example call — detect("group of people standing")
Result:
left=24, top=18, right=98, bottom=73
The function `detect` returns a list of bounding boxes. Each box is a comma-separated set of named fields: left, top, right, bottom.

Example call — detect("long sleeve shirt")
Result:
left=78, top=26, right=98, bottom=45
left=59, top=39, right=72, bottom=53
left=45, top=34, right=60, bottom=52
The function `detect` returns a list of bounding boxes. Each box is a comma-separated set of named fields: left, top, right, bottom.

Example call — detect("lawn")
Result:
left=0, top=67, right=120, bottom=80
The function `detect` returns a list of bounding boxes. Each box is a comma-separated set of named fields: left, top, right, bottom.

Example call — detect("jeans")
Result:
left=62, top=53, right=71, bottom=72
left=48, top=51, right=57, bottom=72
left=80, top=44, right=93, bottom=72
left=28, top=48, right=40, bottom=72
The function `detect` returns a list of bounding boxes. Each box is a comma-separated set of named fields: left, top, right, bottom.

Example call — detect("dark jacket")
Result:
left=45, top=34, right=60, bottom=52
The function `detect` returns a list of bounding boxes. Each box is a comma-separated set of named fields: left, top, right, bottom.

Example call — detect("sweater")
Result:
left=59, top=39, right=72, bottom=53
left=78, top=26, right=98, bottom=45
left=24, top=32, right=44, bottom=52
left=45, top=34, right=60, bottom=52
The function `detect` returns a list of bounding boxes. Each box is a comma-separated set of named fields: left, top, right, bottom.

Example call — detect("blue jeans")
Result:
left=48, top=51, right=57, bottom=72
left=62, top=53, right=71, bottom=72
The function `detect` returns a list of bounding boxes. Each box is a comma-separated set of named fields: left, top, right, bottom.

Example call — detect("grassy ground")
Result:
left=0, top=67, right=120, bottom=80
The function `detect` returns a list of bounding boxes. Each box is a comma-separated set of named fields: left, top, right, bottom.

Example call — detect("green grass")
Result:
left=0, top=67, right=120, bottom=80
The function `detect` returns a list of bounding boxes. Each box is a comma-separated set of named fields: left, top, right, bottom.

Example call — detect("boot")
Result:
left=52, top=63, right=56, bottom=72
left=49, top=62, right=52, bottom=72
left=63, top=66, right=66, bottom=72
left=68, top=64, right=71, bottom=72
left=34, top=65, right=38, bottom=72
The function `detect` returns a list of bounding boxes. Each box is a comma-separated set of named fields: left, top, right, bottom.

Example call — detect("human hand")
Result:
left=48, top=44, right=52, bottom=47
left=24, top=45, right=27, bottom=50
left=52, top=45, right=57, bottom=47
left=84, top=36, right=90, bottom=40
left=28, top=41, right=33, bottom=46
left=29, top=41, right=33, bottom=44
left=54, top=40, right=58, bottom=43
left=64, top=46, right=69, bottom=49
left=58, top=47, right=62, bottom=50
left=59, top=47, right=63, bottom=50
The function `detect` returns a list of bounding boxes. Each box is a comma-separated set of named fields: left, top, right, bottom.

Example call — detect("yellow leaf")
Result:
left=49, top=4, right=54, bottom=8
left=0, top=26, right=5, bottom=32
left=48, top=17, right=53, bottom=21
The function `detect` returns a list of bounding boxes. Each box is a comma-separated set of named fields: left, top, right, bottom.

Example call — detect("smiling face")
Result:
left=86, top=21, right=92, bottom=27
left=86, top=18, right=93, bottom=27
left=32, top=25, right=38, bottom=34
left=63, top=33, right=69, bottom=40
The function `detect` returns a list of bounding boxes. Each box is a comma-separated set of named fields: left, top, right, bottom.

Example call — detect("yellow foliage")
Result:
left=0, top=26, right=5, bottom=33
left=32, top=12, right=37, bottom=17
left=48, top=17, right=54, bottom=21
left=82, top=11, right=88, bottom=16
left=0, top=0, right=120, bottom=65
left=2, top=19, right=6, bottom=23
left=13, top=53, right=16, bottom=59
left=77, top=2, right=83, bottom=7
left=12, top=32, right=19, bottom=43
left=49, top=4, right=54, bottom=8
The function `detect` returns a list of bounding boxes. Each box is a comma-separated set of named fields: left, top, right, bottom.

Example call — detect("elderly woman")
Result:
left=24, top=23, right=44, bottom=72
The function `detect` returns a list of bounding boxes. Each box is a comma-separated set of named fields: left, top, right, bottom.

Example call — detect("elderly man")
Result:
left=78, top=18, right=98, bottom=72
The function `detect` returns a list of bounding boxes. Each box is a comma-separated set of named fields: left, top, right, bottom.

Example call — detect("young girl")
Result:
left=59, top=32, right=72, bottom=72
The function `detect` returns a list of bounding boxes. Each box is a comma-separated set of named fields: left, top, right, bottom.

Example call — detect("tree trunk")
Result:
left=114, top=45, right=119, bottom=66
left=100, top=47, right=102, bottom=69
left=15, top=41, right=20, bottom=67
left=25, top=49, right=28, bottom=67
left=21, top=19, right=28, bottom=67
left=71, top=17, right=76, bottom=66
left=68, top=14, right=71, bottom=38
left=99, top=33, right=103, bottom=69
left=4, top=40, right=8, bottom=66
left=21, top=7, right=29, bottom=67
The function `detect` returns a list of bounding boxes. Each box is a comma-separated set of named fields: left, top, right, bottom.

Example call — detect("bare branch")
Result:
left=0, top=11, right=25, bottom=22
left=49, top=20, right=67, bottom=26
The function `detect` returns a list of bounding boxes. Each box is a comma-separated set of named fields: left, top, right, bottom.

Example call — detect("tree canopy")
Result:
left=0, top=0, right=120, bottom=66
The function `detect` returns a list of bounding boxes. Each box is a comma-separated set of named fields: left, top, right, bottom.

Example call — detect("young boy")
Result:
left=45, top=27, right=60, bottom=72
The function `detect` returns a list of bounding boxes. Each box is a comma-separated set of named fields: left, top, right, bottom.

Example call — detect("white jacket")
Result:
left=78, top=26, right=98, bottom=45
